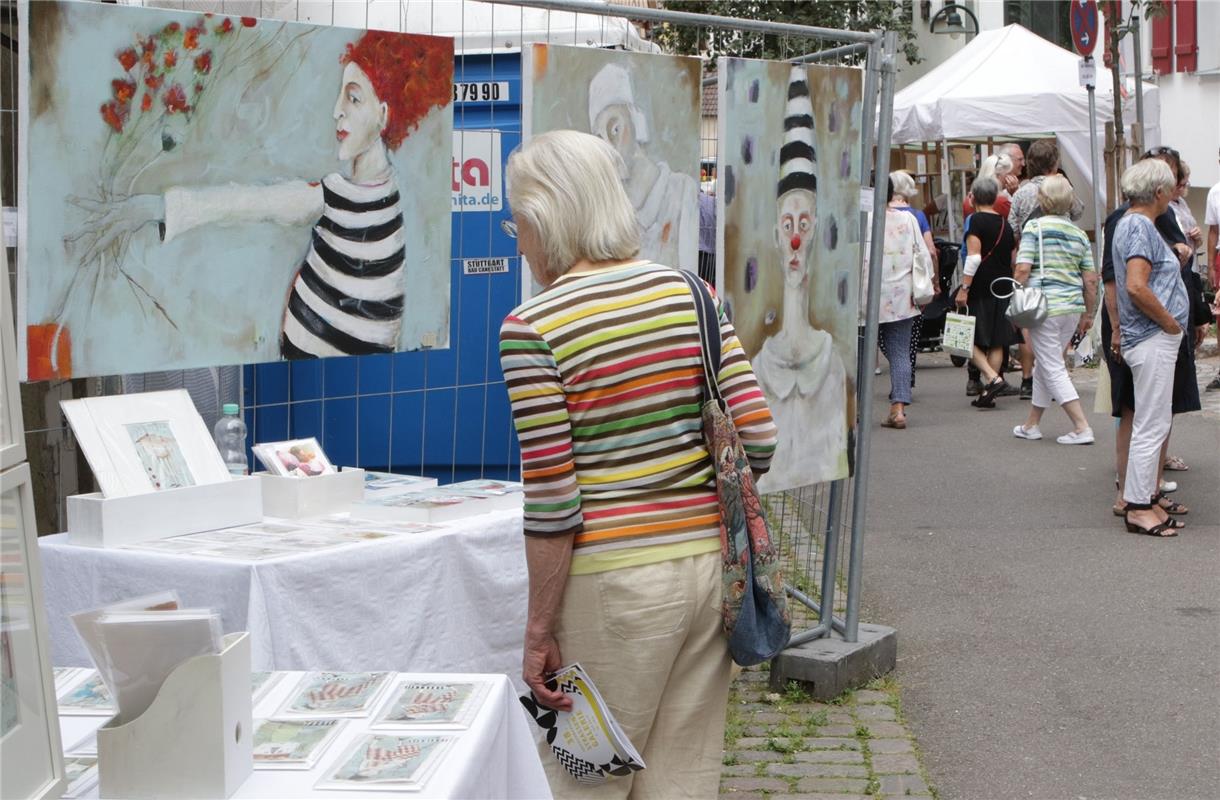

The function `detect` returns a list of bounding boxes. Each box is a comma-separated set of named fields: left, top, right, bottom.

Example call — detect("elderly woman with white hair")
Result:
left=1110, top=158, right=1191, bottom=537
left=880, top=170, right=938, bottom=390
left=1010, top=175, right=1098, bottom=442
left=499, top=130, right=778, bottom=796
left=963, top=153, right=1015, bottom=220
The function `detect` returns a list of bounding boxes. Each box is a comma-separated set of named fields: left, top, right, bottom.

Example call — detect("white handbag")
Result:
left=910, top=219, right=935, bottom=306
left=942, top=310, right=976, bottom=358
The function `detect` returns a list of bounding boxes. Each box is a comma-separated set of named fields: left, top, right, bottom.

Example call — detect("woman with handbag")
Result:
left=1010, top=175, right=1099, bottom=444
left=880, top=170, right=939, bottom=390
left=499, top=130, right=778, bottom=798
left=954, top=177, right=1018, bottom=409
left=875, top=177, right=932, bottom=429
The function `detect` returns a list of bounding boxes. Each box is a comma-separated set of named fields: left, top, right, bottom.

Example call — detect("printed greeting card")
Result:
left=279, top=672, right=391, bottom=717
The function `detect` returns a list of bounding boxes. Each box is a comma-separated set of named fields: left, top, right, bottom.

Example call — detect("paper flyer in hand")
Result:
left=253, top=718, right=346, bottom=770
left=315, top=734, right=455, bottom=792
left=279, top=671, right=392, bottom=717
left=372, top=680, right=489, bottom=730
left=519, top=663, right=645, bottom=786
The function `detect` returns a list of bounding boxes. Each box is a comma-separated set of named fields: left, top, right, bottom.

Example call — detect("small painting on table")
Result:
left=124, top=421, right=195, bottom=491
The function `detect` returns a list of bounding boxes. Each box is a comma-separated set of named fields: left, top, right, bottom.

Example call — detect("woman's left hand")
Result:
left=1172, top=243, right=1193, bottom=266
left=954, top=287, right=969, bottom=307
left=522, top=629, right=572, bottom=711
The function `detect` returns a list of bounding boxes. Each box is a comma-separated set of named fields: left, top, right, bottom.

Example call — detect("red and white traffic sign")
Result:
left=1071, top=0, right=1100, bottom=57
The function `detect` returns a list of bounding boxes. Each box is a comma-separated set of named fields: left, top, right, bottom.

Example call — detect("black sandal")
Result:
left=1153, top=492, right=1188, bottom=515
left=1124, top=508, right=1177, bottom=538
left=978, top=376, right=1005, bottom=404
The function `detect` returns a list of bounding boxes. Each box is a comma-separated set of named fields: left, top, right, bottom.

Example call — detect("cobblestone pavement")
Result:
left=721, top=668, right=935, bottom=800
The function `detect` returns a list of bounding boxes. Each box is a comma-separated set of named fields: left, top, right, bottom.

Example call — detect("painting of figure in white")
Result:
left=125, top=421, right=194, bottom=491
left=718, top=59, right=862, bottom=492
left=523, top=45, right=700, bottom=288
left=21, top=2, right=453, bottom=379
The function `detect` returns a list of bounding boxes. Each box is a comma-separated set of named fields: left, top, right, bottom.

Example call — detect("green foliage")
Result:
left=783, top=680, right=812, bottom=704
left=653, top=1, right=920, bottom=65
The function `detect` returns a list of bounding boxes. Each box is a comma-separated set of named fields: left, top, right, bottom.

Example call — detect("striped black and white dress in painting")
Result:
left=280, top=173, right=405, bottom=359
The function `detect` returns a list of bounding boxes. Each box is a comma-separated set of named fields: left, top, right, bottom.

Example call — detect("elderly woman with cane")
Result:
left=500, top=130, right=777, bottom=797
left=1109, top=159, right=1191, bottom=537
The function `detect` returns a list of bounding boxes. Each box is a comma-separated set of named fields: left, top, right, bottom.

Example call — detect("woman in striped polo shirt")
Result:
left=501, top=130, right=777, bottom=798
left=71, top=31, right=451, bottom=359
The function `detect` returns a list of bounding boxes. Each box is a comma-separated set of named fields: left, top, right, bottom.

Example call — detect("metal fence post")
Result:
left=843, top=30, right=897, bottom=644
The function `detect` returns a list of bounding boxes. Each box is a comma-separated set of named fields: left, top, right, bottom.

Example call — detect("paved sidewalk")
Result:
left=721, top=669, right=935, bottom=799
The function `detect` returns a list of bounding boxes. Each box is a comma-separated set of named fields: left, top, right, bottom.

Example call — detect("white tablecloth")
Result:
left=59, top=671, right=551, bottom=799
left=41, top=510, right=528, bottom=679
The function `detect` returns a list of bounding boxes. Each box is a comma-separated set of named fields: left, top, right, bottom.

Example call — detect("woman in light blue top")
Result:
left=1110, top=159, right=1190, bottom=538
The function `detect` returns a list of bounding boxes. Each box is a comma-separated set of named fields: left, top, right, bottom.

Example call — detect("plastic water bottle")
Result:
left=213, top=403, right=248, bottom=477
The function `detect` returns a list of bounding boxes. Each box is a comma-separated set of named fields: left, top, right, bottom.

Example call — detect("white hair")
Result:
left=506, top=130, right=641, bottom=282
left=1000, top=142, right=1023, bottom=161
left=1121, top=159, right=1176, bottom=205
left=1037, top=175, right=1075, bottom=216
left=889, top=170, right=917, bottom=200
left=978, top=154, right=1013, bottom=184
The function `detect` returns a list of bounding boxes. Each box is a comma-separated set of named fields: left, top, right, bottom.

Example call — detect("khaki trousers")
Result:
left=540, top=551, right=732, bottom=800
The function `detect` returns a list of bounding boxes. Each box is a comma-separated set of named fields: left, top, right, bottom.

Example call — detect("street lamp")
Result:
left=929, top=2, right=980, bottom=40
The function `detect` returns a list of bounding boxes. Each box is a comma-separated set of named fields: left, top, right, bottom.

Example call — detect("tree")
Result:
left=653, top=1, right=920, bottom=65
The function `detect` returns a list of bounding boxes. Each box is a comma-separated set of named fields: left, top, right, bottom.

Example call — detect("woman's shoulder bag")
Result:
left=993, top=219, right=1048, bottom=328
left=678, top=270, right=791, bottom=667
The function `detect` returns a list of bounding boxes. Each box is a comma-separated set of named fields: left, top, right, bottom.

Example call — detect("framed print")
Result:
left=252, top=718, right=346, bottom=770
left=371, top=680, right=490, bottom=730
left=1, top=247, right=25, bottom=470
left=315, top=734, right=455, bottom=792
left=252, top=438, right=336, bottom=478
left=60, top=389, right=230, bottom=497
left=277, top=672, right=391, bottom=718
left=1, top=464, right=66, bottom=800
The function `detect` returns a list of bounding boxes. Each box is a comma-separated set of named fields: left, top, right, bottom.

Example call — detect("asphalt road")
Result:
left=859, top=351, right=1220, bottom=800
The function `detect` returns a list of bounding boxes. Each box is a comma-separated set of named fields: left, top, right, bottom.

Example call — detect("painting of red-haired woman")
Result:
left=26, top=3, right=454, bottom=378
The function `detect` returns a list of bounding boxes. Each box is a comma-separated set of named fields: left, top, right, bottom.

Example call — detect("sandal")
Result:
left=978, top=376, right=1005, bottom=404
left=1163, top=455, right=1189, bottom=471
left=881, top=414, right=907, bottom=429
left=1124, top=510, right=1177, bottom=538
left=1153, top=492, right=1188, bottom=515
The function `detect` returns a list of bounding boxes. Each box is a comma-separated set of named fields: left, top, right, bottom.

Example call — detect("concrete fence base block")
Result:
left=767, top=623, right=897, bottom=700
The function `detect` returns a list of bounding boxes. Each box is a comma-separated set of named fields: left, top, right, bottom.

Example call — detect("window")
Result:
left=1004, top=0, right=1073, bottom=51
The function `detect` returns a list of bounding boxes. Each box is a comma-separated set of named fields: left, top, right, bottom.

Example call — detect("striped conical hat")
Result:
left=777, top=64, right=816, bottom=198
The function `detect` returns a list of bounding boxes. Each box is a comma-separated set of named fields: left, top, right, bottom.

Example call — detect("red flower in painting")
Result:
left=194, top=82, right=204, bottom=95
left=193, top=51, right=212, bottom=75
left=241, top=17, right=257, bottom=27
left=163, top=22, right=181, bottom=35
left=111, top=79, right=136, bottom=104
left=144, top=72, right=163, bottom=91
left=141, top=93, right=153, bottom=112
left=117, top=48, right=138, bottom=71
left=162, top=84, right=190, bottom=114
left=184, top=26, right=202, bottom=50
left=164, top=50, right=178, bottom=68
left=141, top=36, right=156, bottom=55
left=216, top=18, right=234, bottom=35
left=100, top=101, right=127, bottom=133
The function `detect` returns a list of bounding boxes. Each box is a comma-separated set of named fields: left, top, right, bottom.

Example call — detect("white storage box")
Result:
left=67, top=476, right=262, bottom=548
left=97, top=632, right=253, bottom=800
left=256, top=467, right=365, bottom=519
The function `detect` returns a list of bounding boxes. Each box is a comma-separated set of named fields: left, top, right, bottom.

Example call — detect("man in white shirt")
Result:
left=1205, top=149, right=1220, bottom=390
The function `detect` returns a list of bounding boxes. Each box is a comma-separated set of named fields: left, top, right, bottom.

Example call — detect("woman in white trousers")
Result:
left=1011, top=176, right=1098, bottom=444
left=1109, top=159, right=1192, bottom=537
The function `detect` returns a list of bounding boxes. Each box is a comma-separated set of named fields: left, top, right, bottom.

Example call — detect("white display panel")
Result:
left=0, top=246, right=24, bottom=470
left=1, top=463, right=66, bottom=800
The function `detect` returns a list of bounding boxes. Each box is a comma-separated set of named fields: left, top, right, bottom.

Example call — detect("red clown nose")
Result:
left=790, top=235, right=802, bottom=251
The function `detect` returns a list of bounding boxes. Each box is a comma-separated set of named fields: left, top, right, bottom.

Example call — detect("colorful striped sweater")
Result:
left=499, top=262, right=778, bottom=555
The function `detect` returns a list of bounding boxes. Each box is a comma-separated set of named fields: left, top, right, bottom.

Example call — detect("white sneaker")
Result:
left=1013, top=424, right=1042, bottom=440
left=1056, top=428, right=1095, bottom=445
left=1160, top=479, right=1178, bottom=493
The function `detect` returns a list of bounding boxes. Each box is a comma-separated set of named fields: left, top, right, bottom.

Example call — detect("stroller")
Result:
left=916, top=239, right=961, bottom=359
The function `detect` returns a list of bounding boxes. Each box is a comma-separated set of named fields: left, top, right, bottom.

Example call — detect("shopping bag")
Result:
left=942, top=311, right=976, bottom=358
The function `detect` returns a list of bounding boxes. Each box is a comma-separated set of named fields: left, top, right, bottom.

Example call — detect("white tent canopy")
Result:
left=891, top=24, right=1160, bottom=226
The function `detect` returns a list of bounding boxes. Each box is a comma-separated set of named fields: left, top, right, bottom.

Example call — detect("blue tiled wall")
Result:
left=242, top=53, right=523, bottom=484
